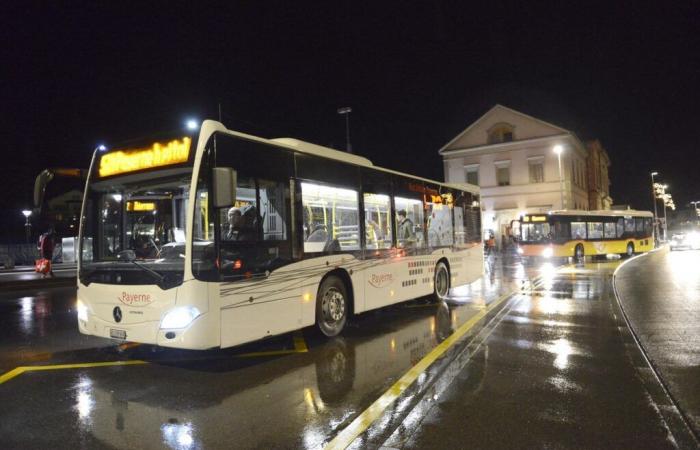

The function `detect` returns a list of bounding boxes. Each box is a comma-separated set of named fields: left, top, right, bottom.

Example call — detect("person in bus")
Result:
left=38, top=226, right=56, bottom=277
left=397, top=210, right=415, bottom=248
left=223, top=207, right=243, bottom=240
left=237, top=205, right=259, bottom=241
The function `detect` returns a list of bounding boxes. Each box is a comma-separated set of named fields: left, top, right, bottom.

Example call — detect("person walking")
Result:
left=38, top=226, right=56, bottom=277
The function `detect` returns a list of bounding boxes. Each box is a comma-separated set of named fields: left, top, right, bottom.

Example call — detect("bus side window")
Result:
left=571, top=222, right=586, bottom=240
left=301, top=182, right=360, bottom=254
left=616, top=218, right=625, bottom=238
left=604, top=222, right=616, bottom=238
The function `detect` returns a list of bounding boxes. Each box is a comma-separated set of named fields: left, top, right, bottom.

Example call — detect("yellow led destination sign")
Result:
left=98, top=137, right=191, bottom=177
left=126, top=201, right=156, bottom=212
left=530, top=215, right=547, bottom=222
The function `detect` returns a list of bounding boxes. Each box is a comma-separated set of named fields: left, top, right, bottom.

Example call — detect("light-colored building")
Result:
left=440, top=104, right=605, bottom=246
left=585, top=139, right=613, bottom=210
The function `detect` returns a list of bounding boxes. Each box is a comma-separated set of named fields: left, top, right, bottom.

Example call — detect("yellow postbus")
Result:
left=513, top=210, right=654, bottom=260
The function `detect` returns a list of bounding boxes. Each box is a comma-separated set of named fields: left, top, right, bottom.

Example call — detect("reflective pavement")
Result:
left=616, top=247, right=700, bottom=437
left=0, top=254, right=695, bottom=449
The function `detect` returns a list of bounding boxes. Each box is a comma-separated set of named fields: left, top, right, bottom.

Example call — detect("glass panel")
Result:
left=220, top=177, right=257, bottom=241
left=571, top=222, right=586, bottom=239
left=364, top=193, right=392, bottom=250
left=604, top=222, right=616, bottom=238
left=497, top=167, right=510, bottom=186
left=616, top=218, right=625, bottom=237
left=427, top=201, right=453, bottom=247
left=635, top=218, right=644, bottom=232
left=395, top=196, right=425, bottom=249
left=552, top=220, right=570, bottom=240
left=466, top=168, right=479, bottom=185
left=453, top=206, right=465, bottom=245
left=521, top=223, right=551, bottom=242
left=302, top=182, right=360, bottom=253
left=529, top=162, right=544, bottom=183
left=624, top=217, right=635, bottom=232
left=587, top=222, right=603, bottom=239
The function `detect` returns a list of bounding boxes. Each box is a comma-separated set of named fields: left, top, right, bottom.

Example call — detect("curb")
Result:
left=0, top=277, right=76, bottom=292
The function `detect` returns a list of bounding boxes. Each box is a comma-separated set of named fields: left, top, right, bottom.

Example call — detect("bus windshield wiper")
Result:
left=117, top=250, right=165, bottom=284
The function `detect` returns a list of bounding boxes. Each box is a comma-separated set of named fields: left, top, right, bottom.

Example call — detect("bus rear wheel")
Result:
left=574, top=244, right=584, bottom=262
left=316, top=276, right=348, bottom=337
left=626, top=242, right=634, bottom=257
left=433, top=261, right=450, bottom=302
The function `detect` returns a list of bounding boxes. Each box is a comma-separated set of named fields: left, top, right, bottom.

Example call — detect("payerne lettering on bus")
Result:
left=117, top=292, right=153, bottom=306
left=369, top=273, right=393, bottom=288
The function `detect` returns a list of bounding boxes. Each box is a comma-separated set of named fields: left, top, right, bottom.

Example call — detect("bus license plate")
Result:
left=110, top=328, right=127, bottom=340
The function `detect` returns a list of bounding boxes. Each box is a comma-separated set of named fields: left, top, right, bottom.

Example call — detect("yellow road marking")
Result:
left=0, top=360, right=148, bottom=385
left=293, top=331, right=309, bottom=352
left=324, top=289, right=517, bottom=450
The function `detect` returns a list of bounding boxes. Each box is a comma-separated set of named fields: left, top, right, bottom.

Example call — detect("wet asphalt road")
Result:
left=616, top=247, right=700, bottom=437
left=0, top=253, right=697, bottom=449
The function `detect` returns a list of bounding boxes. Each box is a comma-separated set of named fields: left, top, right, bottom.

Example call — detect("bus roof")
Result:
left=537, top=209, right=653, bottom=218
left=212, top=122, right=480, bottom=195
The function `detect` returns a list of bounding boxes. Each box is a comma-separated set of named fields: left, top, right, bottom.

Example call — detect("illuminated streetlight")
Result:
left=553, top=145, right=565, bottom=209
left=337, top=107, right=352, bottom=154
left=21, top=210, right=32, bottom=244
left=186, top=119, right=199, bottom=131
left=650, top=172, right=658, bottom=242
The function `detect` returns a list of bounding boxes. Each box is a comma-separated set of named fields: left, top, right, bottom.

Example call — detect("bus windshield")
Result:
left=521, top=222, right=551, bottom=243
left=79, top=167, right=196, bottom=288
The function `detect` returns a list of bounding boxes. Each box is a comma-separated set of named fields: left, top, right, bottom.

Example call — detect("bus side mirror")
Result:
left=212, top=167, right=237, bottom=208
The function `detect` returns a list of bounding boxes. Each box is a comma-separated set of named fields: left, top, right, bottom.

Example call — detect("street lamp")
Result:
left=553, top=145, right=565, bottom=209
left=337, top=107, right=352, bottom=154
left=650, top=172, right=659, bottom=241
left=22, top=210, right=32, bottom=244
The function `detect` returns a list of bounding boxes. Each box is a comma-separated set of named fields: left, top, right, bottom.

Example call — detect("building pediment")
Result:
left=439, top=104, right=572, bottom=154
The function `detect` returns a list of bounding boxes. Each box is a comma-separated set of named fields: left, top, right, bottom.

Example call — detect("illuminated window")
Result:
left=464, top=165, right=479, bottom=185
left=495, top=161, right=510, bottom=186
left=364, top=193, right=392, bottom=250
left=302, top=183, right=360, bottom=253
left=528, top=157, right=544, bottom=183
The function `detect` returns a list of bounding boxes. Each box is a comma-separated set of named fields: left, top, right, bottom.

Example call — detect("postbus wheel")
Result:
left=433, top=261, right=450, bottom=302
left=316, top=276, right=348, bottom=337
left=626, top=242, right=634, bottom=257
left=574, top=244, right=584, bottom=262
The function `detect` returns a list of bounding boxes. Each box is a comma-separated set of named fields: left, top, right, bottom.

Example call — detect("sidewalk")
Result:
left=0, top=264, right=76, bottom=292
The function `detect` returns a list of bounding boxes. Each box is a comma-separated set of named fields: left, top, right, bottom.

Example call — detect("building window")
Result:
left=528, top=157, right=544, bottom=183
left=495, top=164, right=510, bottom=186
left=465, top=165, right=479, bottom=185
left=487, top=123, right=515, bottom=144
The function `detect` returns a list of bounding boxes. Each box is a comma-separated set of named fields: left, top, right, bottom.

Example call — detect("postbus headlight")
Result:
left=161, top=306, right=201, bottom=329
left=542, top=247, right=553, bottom=258
left=76, top=299, right=88, bottom=322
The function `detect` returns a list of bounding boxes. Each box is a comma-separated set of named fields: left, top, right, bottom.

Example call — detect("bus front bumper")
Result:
left=78, top=311, right=217, bottom=350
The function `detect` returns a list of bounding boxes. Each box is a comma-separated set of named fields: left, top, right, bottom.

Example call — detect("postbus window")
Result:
left=616, top=218, right=625, bottom=237
left=364, top=193, right=392, bottom=250
left=220, top=177, right=257, bottom=241
left=258, top=180, right=288, bottom=241
left=571, top=222, right=586, bottom=239
left=522, top=222, right=550, bottom=242
left=395, top=196, right=425, bottom=249
left=644, top=218, right=652, bottom=235
left=635, top=218, right=644, bottom=232
left=553, top=221, right=570, bottom=240
left=301, top=182, right=360, bottom=253
left=587, top=222, right=603, bottom=239
left=624, top=217, right=635, bottom=233
left=604, top=222, right=616, bottom=238
left=425, top=185, right=454, bottom=248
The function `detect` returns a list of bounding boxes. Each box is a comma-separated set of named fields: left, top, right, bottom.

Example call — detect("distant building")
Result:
left=585, top=139, right=612, bottom=210
left=439, top=104, right=613, bottom=247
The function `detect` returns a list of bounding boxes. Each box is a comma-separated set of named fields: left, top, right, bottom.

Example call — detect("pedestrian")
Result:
left=38, top=226, right=56, bottom=277
left=397, top=210, right=415, bottom=248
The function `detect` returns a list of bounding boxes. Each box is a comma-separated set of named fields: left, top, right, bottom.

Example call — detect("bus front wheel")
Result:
left=433, top=261, right=450, bottom=302
left=316, top=276, right=348, bottom=337
left=574, top=244, right=584, bottom=262
left=626, top=242, right=635, bottom=257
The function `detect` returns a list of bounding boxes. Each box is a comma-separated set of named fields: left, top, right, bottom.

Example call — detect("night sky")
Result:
left=2, top=2, right=699, bottom=238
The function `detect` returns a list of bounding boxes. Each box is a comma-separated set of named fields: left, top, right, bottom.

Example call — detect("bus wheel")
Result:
left=574, top=244, right=584, bottom=262
left=626, top=242, right=634, bottom=257
left=433, top=261, right=450, bottom=302
left=316, top=276, right=348, bottom=337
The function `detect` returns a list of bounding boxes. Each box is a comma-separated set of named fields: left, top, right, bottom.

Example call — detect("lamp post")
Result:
left=22, top=210, right=32, bottom=244
left=337, top=107, right=352, bottom=153
left=650, top=172, right=658, bottom=241
left=553, top=145, right=565, bottom=209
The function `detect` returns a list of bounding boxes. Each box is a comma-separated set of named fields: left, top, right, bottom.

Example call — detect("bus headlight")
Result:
left=542, top=247, right=553, bottom=258
left=161, top=306, right=201, bottom=329
left=76, top=299, right=88, bottom=322
left=517, top=247, right=524, bottom=255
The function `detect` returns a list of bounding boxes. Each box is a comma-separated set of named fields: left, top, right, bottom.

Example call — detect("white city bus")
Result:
left=77, top=120, right=482, bottom=349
